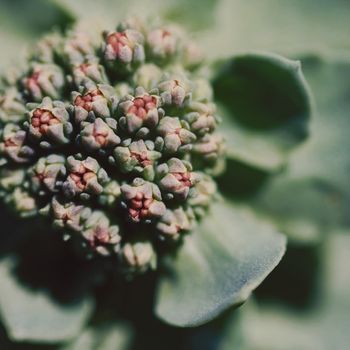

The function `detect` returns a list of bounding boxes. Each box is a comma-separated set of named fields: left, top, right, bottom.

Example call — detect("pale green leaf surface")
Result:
left=240, top=233, right=350, bottom=350
left=0, top=0, right=74, bottom=72
left=213, top=52, right=311, bottom=171
left=200, top=0, right=350, bottom=61
left=51, top=0, right=218, bottom=34
left=286, top=58, right=350, bottom=191
left=0, top=258, right=94, bottom=343
left=63, top=322, right=133, bottom=350
left=155, top=199, right=286, bottom=327
left=254, top=58, right=350, bottom=240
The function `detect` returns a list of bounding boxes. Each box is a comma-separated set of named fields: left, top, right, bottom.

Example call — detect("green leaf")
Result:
left=287, top=57, right=350, bottom=195
left=200, top=0, right=350, bottom=61
left=213, top=52, right=312, bottom=171
left=63, top=322, right=133, bottom=350
left=0, top=257, right=94, bottom=343
left=51, top=0, right=218, bottom=33
left=240, top=233, right=350, bottom=350
left=155, top=199, right=286, bottom=327
left=0, top=0, right=74, bottom=70
left=254, top=177, right=343, bottom=243
left=253, top=57, right=350, bottom=239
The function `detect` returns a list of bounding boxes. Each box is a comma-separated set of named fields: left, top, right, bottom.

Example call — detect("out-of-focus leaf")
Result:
left=200, top=0, right=350, bottom=61
left=63, top=322, right=132, bottom=350
left=255, top=238, right=323, bottom=307
left=240, top=233, right=350, bottom=350
left=254, top=58, right=350, bottom=239
left=51, top=0, right=218, bottom=33
left=0, top=257, right=93, bottom=343
left=0, top=0, right=74, bottom=70
left=255, top=177, right=342, bottom=243
left=213, top=52, right=312, bottom=171
left=287, top=58, right=350, bottom=205
left=155, top=199, right=286, bottom=327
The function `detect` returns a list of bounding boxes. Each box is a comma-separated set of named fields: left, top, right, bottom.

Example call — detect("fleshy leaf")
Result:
left=52, top=0, right=218, bottom=32
left=155, top=199, right=286, bottom=327
left=213, top=52, right=312, bottom=171
left=200, top=0, right=350, bottom=61
left=253, top=57, right=350, bottom=239
left=63, top=322, right=133, bottom=350
left=0, top=0, right=74, bottom=70
left=240, top=233, right=350, bottom=350
left=0, top=257, right=94, bottom=343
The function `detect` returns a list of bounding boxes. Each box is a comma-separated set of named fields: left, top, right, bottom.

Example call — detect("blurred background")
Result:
left=0, top=0, right=350, bottom=349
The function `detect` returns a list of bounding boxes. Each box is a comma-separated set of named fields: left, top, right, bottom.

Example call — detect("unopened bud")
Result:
left=26, top=97, right=73, bottom=147
left=118, top=88, right=162, bottom=134
left=157, top=116, right=196, bottom=154
left=113, top=139, right=161, bottom=180
left=121, top=178, right=166, bottom=223
left=120, top=241, right=156, bottom=274
left=0, top=88, right=26, bottom=124
left=62, top=156, right=109, bottom=199
left=0, top=123, right=34, bottom=164
left=103, top=29, right=145, bottom=67
left=156, top=158, right=199, bottom=200
left=22, top=63, right=65, bottom=102
left=81, top=211, right=121, bottom=256
left=156, top=207, right=193, bottom=240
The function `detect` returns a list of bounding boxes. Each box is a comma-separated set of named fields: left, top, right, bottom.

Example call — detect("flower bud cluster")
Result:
left=0, top=18, right=225, bottom=276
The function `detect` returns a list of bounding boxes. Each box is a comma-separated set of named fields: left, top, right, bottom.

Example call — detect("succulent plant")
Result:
left=0, top=2, right=319, bottom=348
left=0, top=16, right=227, bottom=275
left=3, top=1, right=350, bottom=350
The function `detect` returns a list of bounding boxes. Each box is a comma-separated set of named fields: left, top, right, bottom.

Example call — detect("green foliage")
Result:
left=0, top=0, right=348, bottom=349
left=213, top=52, right=311, bottom=171
left=155, top=200, right=286, bottom=326
left=0, top=258, right=93, bottom=342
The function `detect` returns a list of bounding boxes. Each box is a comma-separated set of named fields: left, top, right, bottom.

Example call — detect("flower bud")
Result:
left=81, top=211, right=121, bottom=256
left=132, top=64, right=162, bottom=91
left=0, top=123, right=34, bottom=164
left=5, top=188, right=37, bottom=218
left=98, top=180, right=121, bottom=207
left=156, top=207, right=193, bottom=240
left=156, top=158, right=199, bottom=200
left=118, top=87, right=163, bottom=134
left=0, top=88, right=26, bottom=124
left=103, top=29, right=145, bottom=67
left=193, top=133, right=225, bottom=163
left=158, top=75, right=192, bottom=107
left=120, top=241, right=156, bottom=275
left=22, top=63, right=65, bottom=102
left=182, top=40, right=204, bottom=70
left=157, top=116, right=196, bottom=154
left=184, top=101, right=217, bottom=136
left=62, top=156, right=109, bottom=199
left=192, top=78, right=213, bottom=102
left=28, top=33, right=61, bottom=63
left=79, top=117, right=120, bottom=152
left=26, top=97, right=73, bottom=147
left=121, top=178, right=166, bottom=223
left=113, top=139, right=161, bottom=181
left=51, top=196, right=86, bottom=232
left=188, top=174, right=217, bottom=217
left=147, top=27, right=179, bottom=61
left=61, top=31, right=96, bottom=65
left=28, top=155, right=66, bottom=195
left=71, top=84, right=117, bottom=124
left=0, top=168, right=25, bottom=195
left=71, top=60, right=109, bottom=88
